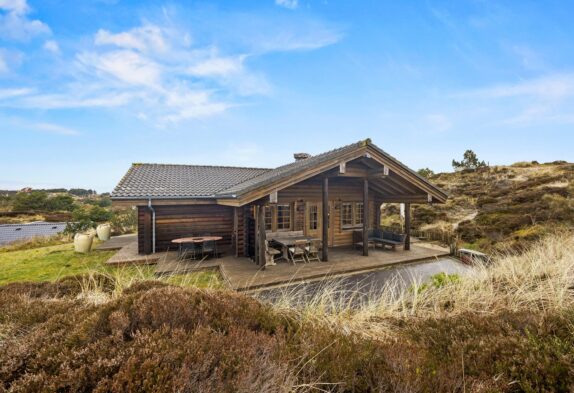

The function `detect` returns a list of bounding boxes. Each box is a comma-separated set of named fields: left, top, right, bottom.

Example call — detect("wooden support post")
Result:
left=142, top=208, right=152, bottom=255
left=405, top=202, right=411, bottom=251
left=257, top=204, right=267, bottom=267
left=363, top=178, right=369, bottom=257
left=254, top=205, right=259, bottom=264
left=322, top=177, right=329, bottom=262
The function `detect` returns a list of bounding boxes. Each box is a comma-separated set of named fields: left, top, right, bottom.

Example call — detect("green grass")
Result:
left=0, top=242, right=223, bottom=288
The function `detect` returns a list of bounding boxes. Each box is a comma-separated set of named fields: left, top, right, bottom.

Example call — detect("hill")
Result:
left=383, top=161, right=574, bottom=252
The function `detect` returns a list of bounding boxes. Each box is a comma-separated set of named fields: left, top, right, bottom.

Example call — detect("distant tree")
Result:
left=452, top=150, right=487, bottom=171
left=97, top=197, right=112, bottom=208
left=45, top=194, right=76, bottom=212
left=417, top=168, right=435, bottom=178
left=12, top=191, right=48, bottom=211
left=69, top=188, right=96, bottom=197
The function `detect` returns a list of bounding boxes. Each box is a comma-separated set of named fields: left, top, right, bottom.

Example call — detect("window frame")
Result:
left=308, top=204, right=318, bottom=230
left=276, top=204, right=292, bottom=231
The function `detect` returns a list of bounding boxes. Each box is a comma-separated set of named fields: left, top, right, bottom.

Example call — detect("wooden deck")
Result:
left=150, top=242, right=450, bottom=291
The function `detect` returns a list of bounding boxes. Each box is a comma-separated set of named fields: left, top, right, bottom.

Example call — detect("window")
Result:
left=309, top=205, right=318, bottom=230
left=277, top=204, right=291, bottom=230
left=264, top=206, right=272, bottom=231
left=355, top=203, right=364, bottom=225
left=341, top=203, right=353, bottom=227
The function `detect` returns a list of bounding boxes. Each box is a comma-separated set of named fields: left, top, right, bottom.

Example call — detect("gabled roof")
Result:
left=111, top=164, right=270, bottom=199
left=111, top=139, right=448, bottom=204
left=216, top=140, right=368, bottom=197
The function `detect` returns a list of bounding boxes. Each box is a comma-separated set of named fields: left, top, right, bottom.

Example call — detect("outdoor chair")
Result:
left=201, top=240, right=218, bottom=258
left=265, top=240, right=281, bottom=265
left=305, top=239, right=322, bottom=262
left=288, top=239, right=308, bottom=264
left=179, top=242, right=200, bottom=260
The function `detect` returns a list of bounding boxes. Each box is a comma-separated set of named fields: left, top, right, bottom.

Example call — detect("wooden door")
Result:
left=305, top=202, right=335, bottom=246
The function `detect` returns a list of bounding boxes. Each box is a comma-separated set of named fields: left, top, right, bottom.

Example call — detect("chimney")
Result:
left=294, top=153, right=311, bottom=161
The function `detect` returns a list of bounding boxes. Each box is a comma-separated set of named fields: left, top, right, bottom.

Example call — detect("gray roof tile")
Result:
left=111, top=164, right=270, bottom=199
left=0, top=222, right=67, bottom=246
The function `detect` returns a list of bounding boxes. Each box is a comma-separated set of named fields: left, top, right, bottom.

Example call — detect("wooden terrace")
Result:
left=146, top=241, right=450, bottom=291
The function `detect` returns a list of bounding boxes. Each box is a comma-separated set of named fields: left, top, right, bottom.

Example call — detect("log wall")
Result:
left=138, top=204, right=234, bottom=254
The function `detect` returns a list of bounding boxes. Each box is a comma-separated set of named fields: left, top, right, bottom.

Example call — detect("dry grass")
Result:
left=266, top=232, right=574, bottom=339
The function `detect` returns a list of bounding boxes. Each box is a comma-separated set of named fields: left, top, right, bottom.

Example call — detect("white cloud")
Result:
left=0, top=87, right=34, bottom=98
left=43, top=39, right=60, bottom=54
left=187, top=55, right=245, bottom=77
left=77, top=50, right=162, bottom=88
left=34, top=122, right=80, bottom=136
left=461, top=74, right=574, bottom=100
left=275, top=0, right=299, bottom=10
left=95, top=24, right=166, bottom=53
left=0, top=0, right=50, bottom=41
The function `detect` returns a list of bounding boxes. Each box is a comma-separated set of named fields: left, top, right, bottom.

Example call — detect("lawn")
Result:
left=0, top=242, right=223, bottom=288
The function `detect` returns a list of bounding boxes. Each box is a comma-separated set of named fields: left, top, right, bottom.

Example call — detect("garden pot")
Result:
left=96, top=223, right=111, bottom=241
left=85, top=228, right=97, bottom=240
left=74, top=233, right=93, bottom=253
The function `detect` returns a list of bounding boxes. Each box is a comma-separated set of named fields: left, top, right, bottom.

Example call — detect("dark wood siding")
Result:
left=138, top=204, right=234, bottom=254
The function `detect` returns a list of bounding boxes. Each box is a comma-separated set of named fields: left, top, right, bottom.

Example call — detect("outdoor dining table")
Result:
left=171, top=236, right=222, bottom=258
left=270, top=236, right=320, bottom=262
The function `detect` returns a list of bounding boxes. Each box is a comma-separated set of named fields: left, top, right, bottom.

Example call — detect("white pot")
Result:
left=96, top=223, right=111, bottom=241
left=74, top=233, right=93, bottom=253
left=85, top=228, right=97, bottom=240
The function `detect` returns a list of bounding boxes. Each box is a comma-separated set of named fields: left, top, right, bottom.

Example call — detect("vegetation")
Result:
left=382, top=160, right=574, bottom=252
left=0, top=241, right=222, bottom=288
left=452, top=149, right=487, bottom=171
left=416, top=167, right=435, bottom=178
left=0, top=233, right=573, bottom=392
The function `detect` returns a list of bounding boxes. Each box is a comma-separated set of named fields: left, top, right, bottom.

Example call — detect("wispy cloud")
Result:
left=0, top=5, right=341, bottom=125
left=43, top=39, right=60, bottom=54
left=275, top=0, right=299, bottom=10
left=0, top=0, right=50, bottom=41
left=454, top=73, right=574, bottom=127
left=34, top=122, right=81, bottom=136
left=459, top=73, right=574, bottom=100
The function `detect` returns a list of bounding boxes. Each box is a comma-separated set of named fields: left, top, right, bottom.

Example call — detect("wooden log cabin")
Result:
left=111, top=139, right=447, bottom=264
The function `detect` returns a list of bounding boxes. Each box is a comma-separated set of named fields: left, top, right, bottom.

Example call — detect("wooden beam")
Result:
left=254, top=205, right=259, bottom=264
left=142, top=208, right=152, bottom=255
left=363, top=178, right=369, bottom=257
left=258, top=204, right=267, bottom=267
left=322, top=177, right=329, bottom=262
left=404, top=202, right=411, bottom=251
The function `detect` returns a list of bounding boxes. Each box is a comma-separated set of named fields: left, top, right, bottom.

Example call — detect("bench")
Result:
left=368, top=229, right=406, bottom=250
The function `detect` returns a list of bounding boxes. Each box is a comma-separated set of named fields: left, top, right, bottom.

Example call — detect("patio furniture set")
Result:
left=172, top=235, right=222, bottom=260
left=266, top=234, right=322, bottom=265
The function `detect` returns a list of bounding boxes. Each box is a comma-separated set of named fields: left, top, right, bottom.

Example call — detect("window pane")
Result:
left=355, top=202, right=364, bottom=225
left=264, top=206, right=272, bottom=231
left=342, top=203, right=353, bottom=226
left=277, top=204, right=291, bottom=230
left=309, top=205, right=318, bottom=230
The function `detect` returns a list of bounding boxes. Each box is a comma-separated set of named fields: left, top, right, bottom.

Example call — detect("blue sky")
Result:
left=1, top=0, right=573, bottom=192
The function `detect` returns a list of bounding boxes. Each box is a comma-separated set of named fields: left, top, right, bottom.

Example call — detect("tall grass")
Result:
left=265, top=231, right=574, bottom=338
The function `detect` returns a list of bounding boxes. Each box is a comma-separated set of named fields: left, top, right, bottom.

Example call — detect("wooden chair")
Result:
left=265, top=240, right=281, bottom=265
left=305, top=239, right=322, bottom=263
left=288, top=240, right=308, bottom=265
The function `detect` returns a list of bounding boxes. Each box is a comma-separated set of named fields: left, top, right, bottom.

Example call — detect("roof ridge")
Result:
left=131, top=163, right=272, bottom=171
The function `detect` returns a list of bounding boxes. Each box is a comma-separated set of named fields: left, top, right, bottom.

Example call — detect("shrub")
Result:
left=12, top=191, right=48, bottom=211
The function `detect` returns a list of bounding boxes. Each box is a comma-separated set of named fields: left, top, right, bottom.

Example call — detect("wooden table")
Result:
left=172, top=236, right=222, bottom=258
left=271, top=236, right=319, bottom=262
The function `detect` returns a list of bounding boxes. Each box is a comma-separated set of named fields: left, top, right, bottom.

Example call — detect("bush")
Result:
left=110, top=208, right=137, bottom=234
left=45, top=194, right=76, bottom=212
left=12, top=191, right=48, bottom=211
